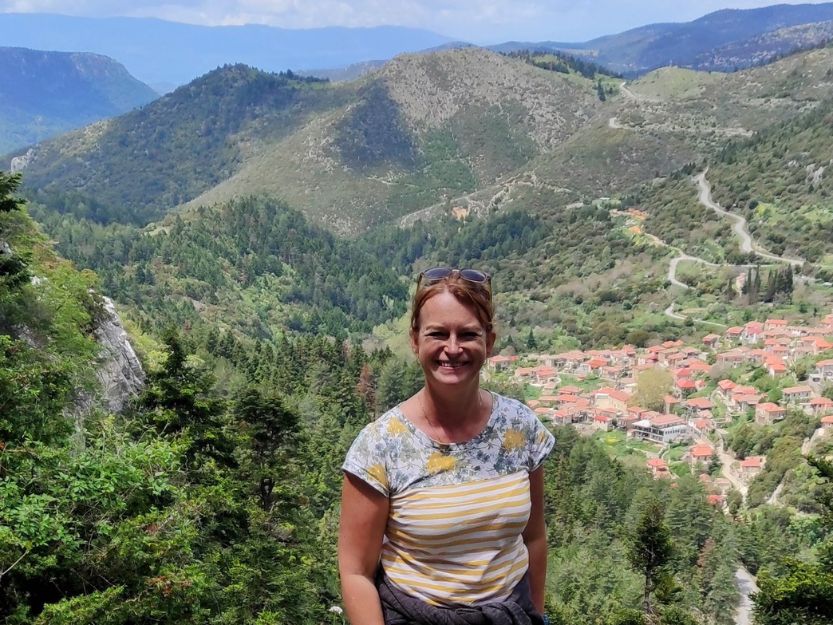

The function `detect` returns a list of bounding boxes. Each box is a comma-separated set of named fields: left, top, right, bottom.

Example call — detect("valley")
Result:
left=2, top=7, right=833, bottom=624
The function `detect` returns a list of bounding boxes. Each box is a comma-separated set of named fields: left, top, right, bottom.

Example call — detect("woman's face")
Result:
left=410, top=290, right=495, bottom=389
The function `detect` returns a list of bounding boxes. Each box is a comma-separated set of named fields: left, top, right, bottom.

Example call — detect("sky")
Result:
left=0, top=0, right=831, bottom=42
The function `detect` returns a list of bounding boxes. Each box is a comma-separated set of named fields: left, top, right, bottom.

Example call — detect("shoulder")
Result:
left=352, top=406, right=410, bottom=444
left=492, top=392, right=537, bottom=423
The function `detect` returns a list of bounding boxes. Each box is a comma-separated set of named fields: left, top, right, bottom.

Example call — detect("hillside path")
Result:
left=695, top=170, right=804, bottom=266
left=734, top=566, right=759, bottom=625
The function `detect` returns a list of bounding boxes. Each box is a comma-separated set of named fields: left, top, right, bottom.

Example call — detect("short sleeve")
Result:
left=342, top=423, right=390, bottom=497
left=527, top=413, right=555, bottom=472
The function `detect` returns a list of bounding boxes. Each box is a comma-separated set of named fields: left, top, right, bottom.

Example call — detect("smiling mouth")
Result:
left=438, top=361, right=468, bottom=369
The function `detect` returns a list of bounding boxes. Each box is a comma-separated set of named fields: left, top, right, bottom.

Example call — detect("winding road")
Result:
left=734, top=566, right=759, bottom=625
left=653, top=169, right=810, bottom=328
left=695, top=170, right=804, bottom=267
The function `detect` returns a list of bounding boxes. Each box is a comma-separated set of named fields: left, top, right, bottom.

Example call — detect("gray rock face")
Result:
left=92, top=296, right=145, bottom=413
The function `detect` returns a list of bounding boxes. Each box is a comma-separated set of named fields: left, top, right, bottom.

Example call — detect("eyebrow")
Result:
left=422, top=324, right=483, bottom=333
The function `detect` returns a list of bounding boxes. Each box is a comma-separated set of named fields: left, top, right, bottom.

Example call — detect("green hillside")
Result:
left=708, top=98, right=833, bottom=267
left=17, top=66, right=342, bottom=226
left=15, top=45, right=833, bottom=239
left=15, top=49, right=608, bottom=233
left=32, top=196, right=409, bottom=339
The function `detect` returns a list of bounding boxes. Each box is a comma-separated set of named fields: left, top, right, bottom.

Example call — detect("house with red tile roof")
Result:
left=559, top=385, right=581, bottom=395
left=685, top=397, right=713, bottom=414
left=734, top=393, right=762, bottom=413
left=811, top=359, right=833, bottom=383
left=707, top=494, right=725, bottom=506
left=740, top=456, right=765, bottom=477
left=646, top=457, right=671, bottom=479
left=782, top=385, right=814, bottom=404
left=742, top=321, right=765, bottom=344
left=800, top=336, right=833, bottom=354
left=717, top=349, right=747, bottom=366
left=767, top=360, right=787, bottom=377
left=765, top=319, right=788, bottom=331
left=821, top=415, right=833, bottom=428
left=664, top=395, right=681, bottom=414
left=488, top=354, right=518, bottom=370
left=807, top=396, right=833, bottom=416
left=756, top=402, right=786, bottom=425
left=676, top=378, right=697, bottom=396
left=593, top=411, right=614, bottom=431
left=551, top=408, right=578, bottom=426
left=725, top=326, right=743, bottom=341
left=687, top=443, right=715, bottom=466
left=586, top=357, right=608, bottom=371
left=533, top=365, right=559, bottom=385
left=702, top=334, right=720, bottom=348
left=593, top=387, right=631, bottom=414
left=554, top=350, right=586, bottom=371
left=691, top=417, right=715, bottom=434
left=514, top=367, right=535, bottom=379
left=686, top=359, right=711, bottom=373
left=717, top=379, right=736, bottom=396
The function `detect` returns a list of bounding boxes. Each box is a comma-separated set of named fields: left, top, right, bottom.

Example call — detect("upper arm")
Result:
left=523, top=466, right=546, bottom=543
left=338, top=472, right=390, bottom=578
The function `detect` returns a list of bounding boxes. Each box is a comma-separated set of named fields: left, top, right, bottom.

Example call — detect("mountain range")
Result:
left=493, top=2, right=833, bottom=75
left=1, top=4, right=831, bottom=91
left=12, top=42, right=833, bottom=237
left=0, top=47, right=157, bottom=153
left=0, top=13, right=454, bottom=92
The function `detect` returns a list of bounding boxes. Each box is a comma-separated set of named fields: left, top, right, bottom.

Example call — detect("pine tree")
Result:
left=627, top=497, right=674, bottom=616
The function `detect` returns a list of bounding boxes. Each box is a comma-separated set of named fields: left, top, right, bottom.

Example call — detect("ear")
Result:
left=409, top=329, right=419, bottom=355
left=486, top=330, right=496, bottom=357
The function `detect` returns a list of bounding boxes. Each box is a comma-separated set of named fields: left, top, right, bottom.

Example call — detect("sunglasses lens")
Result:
left=459, top=269, right=489, bottom=283
left=422, top=267, right=453, bottom=282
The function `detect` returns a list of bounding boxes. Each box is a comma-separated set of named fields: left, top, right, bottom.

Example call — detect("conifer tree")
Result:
left=627, top=497, right=673, bottom=616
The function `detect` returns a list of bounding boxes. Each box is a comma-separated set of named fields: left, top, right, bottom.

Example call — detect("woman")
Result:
left=339, top=267, right=554, bottom=625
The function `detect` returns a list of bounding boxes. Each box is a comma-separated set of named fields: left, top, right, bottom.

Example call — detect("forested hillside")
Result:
left=3, top=23, right=833, bottom=625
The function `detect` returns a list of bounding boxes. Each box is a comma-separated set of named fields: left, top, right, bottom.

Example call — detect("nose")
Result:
left=444, top=334, right=463, bottom=355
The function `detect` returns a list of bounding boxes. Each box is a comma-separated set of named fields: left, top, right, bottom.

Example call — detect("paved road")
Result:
left=667, top=254, right=720, bottom=289
left=695, top=170, right=804, bottom=267
left=734, top=566, right=759, bottom=625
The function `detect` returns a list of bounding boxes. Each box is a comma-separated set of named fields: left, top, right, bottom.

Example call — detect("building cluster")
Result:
left=489, top=314, right=833, bottom=480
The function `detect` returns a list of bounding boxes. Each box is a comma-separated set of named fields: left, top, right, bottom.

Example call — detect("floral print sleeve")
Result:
left=526, top=407, right=556, bottom=471
left=342, top=420, right=391, bottom=496
left=342, top=393, right=555, bottom=497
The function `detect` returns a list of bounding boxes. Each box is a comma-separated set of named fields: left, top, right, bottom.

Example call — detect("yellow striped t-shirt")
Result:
left=342, top=393, right=554, bottom=606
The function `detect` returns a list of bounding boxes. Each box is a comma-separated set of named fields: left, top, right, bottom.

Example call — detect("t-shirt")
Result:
left=342, top=393, right=555, bottom=607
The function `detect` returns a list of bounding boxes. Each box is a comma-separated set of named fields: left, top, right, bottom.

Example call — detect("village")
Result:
left=488, top=313, right=833, bottom=507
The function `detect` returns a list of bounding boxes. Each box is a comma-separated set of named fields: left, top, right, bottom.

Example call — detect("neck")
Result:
left=421, top=379, right=484, bottom=428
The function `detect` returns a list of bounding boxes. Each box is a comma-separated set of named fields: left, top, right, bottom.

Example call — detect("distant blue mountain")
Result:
left=489, top=2, right=833, bottom=75
left=0, top=46, right=157, bottom=153
left=0, top=13, right=454, bottom=90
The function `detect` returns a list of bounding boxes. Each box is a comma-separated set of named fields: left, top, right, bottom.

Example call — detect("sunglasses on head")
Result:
left=417, top=267, right=492, bottom=288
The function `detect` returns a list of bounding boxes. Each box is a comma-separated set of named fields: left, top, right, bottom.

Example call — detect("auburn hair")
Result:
left=409, top=274, right=494, bottom=334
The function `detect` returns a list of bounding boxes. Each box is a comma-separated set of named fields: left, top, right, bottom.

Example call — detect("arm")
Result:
left=522, top=467, right=547, bottom=614
left=338, top=472, right=390, bottom=625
